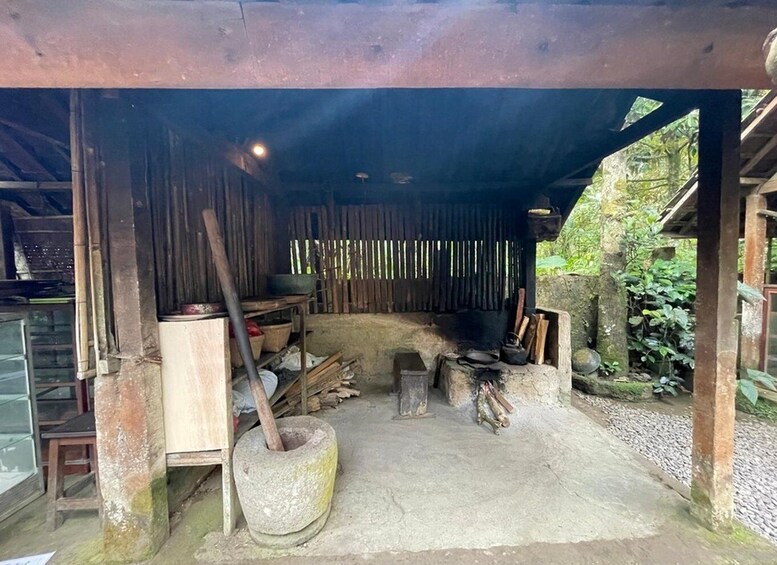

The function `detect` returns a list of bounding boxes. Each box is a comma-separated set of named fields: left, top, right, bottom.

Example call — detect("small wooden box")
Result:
left=393, top=352, right=429, bottom=418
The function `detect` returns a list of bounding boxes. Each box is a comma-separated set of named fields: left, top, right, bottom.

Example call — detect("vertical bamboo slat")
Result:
left=70, top=91, right=90, bottom=377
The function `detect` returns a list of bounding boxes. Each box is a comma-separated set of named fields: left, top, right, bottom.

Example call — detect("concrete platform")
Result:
left=0, top=390, right=775, bottom=565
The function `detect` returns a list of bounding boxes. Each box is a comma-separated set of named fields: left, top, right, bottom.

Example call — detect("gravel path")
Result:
left=576, top=393, right=777, bottom=544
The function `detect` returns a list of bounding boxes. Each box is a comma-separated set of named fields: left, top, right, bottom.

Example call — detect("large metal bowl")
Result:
left=267, top=274, right=317, bottom=296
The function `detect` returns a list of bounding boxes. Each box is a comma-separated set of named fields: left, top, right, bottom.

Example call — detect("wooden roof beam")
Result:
left=552, top=94, right=699, bottom=186
left=0, top=126, right=57, bottom=180
left=0, top=181, right=71, bottom=191
left=741, top=132, right=777, bottom=176
left=0, top=1, right=774, bottom=89
left=279, top=178, right=593, bottom=194
left=0, top=118, right=69, bottom=150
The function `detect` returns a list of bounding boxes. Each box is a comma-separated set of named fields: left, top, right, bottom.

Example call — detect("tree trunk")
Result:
left=596, top=151, right=630, bottom=372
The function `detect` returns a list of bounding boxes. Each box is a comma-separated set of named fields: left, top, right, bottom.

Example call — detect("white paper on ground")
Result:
left=0, top=552, right=55, bottom=565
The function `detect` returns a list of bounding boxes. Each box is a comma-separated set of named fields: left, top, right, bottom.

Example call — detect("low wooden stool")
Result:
left=42, top=412, right=101, bottom=530
left=393, top=352, right=432, bottom=419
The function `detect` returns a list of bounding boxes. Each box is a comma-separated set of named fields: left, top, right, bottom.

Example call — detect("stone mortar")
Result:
left=233, top=416, right=338, bottom=548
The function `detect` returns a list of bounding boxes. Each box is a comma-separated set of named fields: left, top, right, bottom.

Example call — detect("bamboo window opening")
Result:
left=289, top=204, right=524, bottom=314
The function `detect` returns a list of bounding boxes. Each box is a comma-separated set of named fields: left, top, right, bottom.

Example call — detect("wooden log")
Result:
left=517, top=316, right=530, bottom=341
left=320, top=393, right=341, bottom=407
left=485, top=386, right=510, bottom=428
left=513, top=288, right=526, bottom=334
left=202, top=209, right=284, bottom=452
left=522, top=314, right=539, bottom=355
left=309, top=352, right=343, bottom=378
left=307, top=396, right=321, bottom=413
left=535, top=318, right=549, bottom=365
left=490, top=384, right=515, bottom=414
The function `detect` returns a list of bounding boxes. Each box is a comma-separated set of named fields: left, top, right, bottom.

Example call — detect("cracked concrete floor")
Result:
left=2, top=390, right=776, bottom=565
left=192, top=390, right=776, bottom=563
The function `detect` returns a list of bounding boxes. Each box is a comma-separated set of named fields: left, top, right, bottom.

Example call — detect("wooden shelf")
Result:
left=159, top=304, right=310, bottom=538
left=31, top=343, right=73, bottom=351
left=241, top=299, right=311, bottom=320
left=231, top=332, right=307, bottom=385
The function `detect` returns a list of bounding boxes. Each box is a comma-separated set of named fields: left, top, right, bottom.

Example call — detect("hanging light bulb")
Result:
left=251, top=143, right=268, bottom=158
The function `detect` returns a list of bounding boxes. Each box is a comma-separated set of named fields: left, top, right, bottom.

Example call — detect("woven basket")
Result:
left=261, top=321, right=293, bottom=353
left=230, top=334, right=265, bottom=368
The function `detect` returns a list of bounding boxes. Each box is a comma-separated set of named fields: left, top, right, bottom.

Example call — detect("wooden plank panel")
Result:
left=0, top=2, right=773, bottom=89
left=159, top=319, right=231, bottom=454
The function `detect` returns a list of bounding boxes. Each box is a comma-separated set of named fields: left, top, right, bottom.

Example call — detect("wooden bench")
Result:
left=393, top=352, right=429, bottom=418
left=42, top=412, right=101, bottom=530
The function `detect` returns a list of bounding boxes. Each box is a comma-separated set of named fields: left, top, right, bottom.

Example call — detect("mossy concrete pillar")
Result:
left=92, top=93, right=169, bottom=561
left=691, top=90, right=741, bottom=531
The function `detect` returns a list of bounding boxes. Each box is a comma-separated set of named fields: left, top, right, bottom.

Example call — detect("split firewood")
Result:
left=271, top=353, right=361, bottom=418
left=320, top=393, right=341, bottom=407
left=517, top=316, right=530, bottom=341
left=523, top=315, right=539, bottom=355
left=307, top=396, right=321, bottom=412
left=476, top=385, right=500, bottom=435
left=535, top=319, right=549, bottom=365
left=484, top=386, right=510, bottom=428
left=487, top=383, right=515, bottom=414
left=335, top=386, right=360, bottom=398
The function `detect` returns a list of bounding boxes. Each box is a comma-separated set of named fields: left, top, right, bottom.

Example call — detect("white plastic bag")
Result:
left=275, top=346, right=327, bottom=372
left=232, top=370, right=278, bottom=416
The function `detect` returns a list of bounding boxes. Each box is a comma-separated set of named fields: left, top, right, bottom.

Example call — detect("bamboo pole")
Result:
left=69, top=90, right=91, bottom=378
left=202, top=209, right=284, bottom=452
left=81, top=94, right=115, bottom=374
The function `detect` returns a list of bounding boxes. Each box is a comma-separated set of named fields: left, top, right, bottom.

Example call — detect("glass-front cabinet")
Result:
left=0, top=314, right=44, bottom=521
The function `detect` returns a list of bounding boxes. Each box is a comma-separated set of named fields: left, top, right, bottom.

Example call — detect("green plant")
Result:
left=536, top=255, right=567, bottom=275
left=622, top=259, right=696, bottom=379
left=738, top=368, right=777, bottom=406
left=653, top=375, right=685, bottom=397
left=600, top=360, right=622, bottom=377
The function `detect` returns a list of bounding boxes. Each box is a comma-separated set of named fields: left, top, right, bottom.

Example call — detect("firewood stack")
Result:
left=272, top=352, right=361, bottom=417
left=516, top=312, right=549, bottom=364
left=476, top=381, right=514, bottom=434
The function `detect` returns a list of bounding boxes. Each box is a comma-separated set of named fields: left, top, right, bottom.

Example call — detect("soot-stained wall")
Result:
left=306, top=310, right=509, bottom=383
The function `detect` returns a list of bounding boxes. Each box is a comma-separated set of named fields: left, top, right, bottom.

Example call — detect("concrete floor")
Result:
left=1, top=390, right=776, bottom=564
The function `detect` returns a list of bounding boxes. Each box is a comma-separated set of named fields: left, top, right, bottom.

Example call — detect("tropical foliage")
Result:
left=622, top=259, right=696, bottom=378
left=540, top=90, right=771, bottom=395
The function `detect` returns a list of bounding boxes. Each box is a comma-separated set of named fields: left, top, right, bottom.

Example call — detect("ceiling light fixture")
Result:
left=251, top=143, right=268, bottom=158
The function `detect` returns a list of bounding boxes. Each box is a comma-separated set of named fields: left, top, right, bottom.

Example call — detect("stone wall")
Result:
left=308, top=307, right=571, bottom=408
left=538, top=274, right=598, bottom=353
left=306, top=311, right=509, bottom=384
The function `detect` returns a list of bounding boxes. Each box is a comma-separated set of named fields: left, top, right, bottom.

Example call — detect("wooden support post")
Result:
left=0, top=206, right=15, bottom=279
left=521, top=240, right=537, bottom=315
left=691, top=90, right=741, bottom=531
left=741, top=193, right=768, bottom=369
left=92, top=94, right=169, bottom=561
left=298, top=304, right=308, bottom=414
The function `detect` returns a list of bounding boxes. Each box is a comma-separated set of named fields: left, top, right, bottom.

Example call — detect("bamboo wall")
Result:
left=289, top=204, right=523, bottom=313
left=142, top=122, right=277, bottom=315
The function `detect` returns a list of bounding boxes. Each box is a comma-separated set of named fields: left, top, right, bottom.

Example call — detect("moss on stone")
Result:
left=572, top=373, right=654, bottom=402
left=102, top=474, right=169, bottom=563
left=701, top=520, right=768, bottom=550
